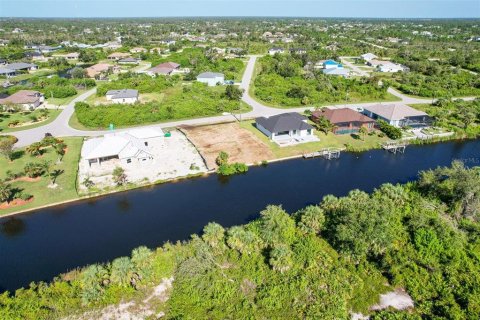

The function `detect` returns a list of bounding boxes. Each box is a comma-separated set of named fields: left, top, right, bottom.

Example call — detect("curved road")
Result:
left=4, top=55, right=478, bottom=148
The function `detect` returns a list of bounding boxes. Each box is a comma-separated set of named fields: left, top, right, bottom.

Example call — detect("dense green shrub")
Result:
left=254, top=55, right=389, bottom=106
left=75, top=83, right=244, bottom=128
left=96, top=73, right=174, bottom=96
left=377, top=120, right=402, bottom=139
left=1, top=163, right=479, bottom=319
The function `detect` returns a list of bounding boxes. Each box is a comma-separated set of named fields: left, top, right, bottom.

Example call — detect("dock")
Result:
left=382, top=141, right=407, bottom=154
left=303, top=148, right=342, bottom=160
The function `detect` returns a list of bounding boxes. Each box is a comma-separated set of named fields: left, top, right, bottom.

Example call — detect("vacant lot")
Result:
left=181, top=122, right=274, bottom=169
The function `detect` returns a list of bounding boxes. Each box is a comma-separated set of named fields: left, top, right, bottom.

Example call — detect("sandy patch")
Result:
left=63, top=277, right=174, bottom=320
left=370, top=288, right=414, bottom=311
left=180, top=122, right=274, bottom=169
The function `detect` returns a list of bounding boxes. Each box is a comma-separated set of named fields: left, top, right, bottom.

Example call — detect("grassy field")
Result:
left=0, top=109, right=62, bottom=133
left=0, top=137, right=83, bottom=215
left=239, top=120, right=389, bottom=158
left=86, top=92, right=165, bottom=105
left=46, top=89, right=88, bottom=106
left=72, top=83, right=252, bottom=130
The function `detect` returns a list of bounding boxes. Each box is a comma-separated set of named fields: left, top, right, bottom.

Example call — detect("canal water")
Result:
left=0, top=139, right=479, bottom=292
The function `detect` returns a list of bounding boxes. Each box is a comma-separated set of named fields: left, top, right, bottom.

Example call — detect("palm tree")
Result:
left=110, top=257, right=133, bottom=287
left=359, top=126, right=368, bottom=141
left=54, top=142, right=66, bottom=162
left=269, top=244, right=293, bottom=273
left=25, top=142, right=43, bottom=157
left=0, top=180, right=13, bottom=203
left=131, top=246, right=153, bottom=281
left=202, top=222, right=225, bottom=249
left=49, top=169, right=64, bottom=185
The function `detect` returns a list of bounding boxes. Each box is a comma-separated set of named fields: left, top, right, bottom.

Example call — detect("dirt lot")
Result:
left=180, top=122, right=274, bottom=169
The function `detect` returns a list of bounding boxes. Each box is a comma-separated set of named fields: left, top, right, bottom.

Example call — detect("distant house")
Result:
left=25, top=51, right=45, bottom=60
left=81, top=128, right=164, bottom=167
left=0, top=67, right=16, bottom=78
left=65, top=52, right=80, bottom=60
left=367, top=60, right=406, bottom=73
left=85, top=63, right=112, bottom=78
left=255, top=112, right=315, bottom=143
left=0, top=90, right=44, bottom=111
left=323, top=60, right=342, bottom=69
left=4, top=62, right=38, bottom=72
left=146, top=62, right=181, bottom=76
left=290, top=48, right=307, bottom=55
left=38, top=45, right=60, bottom=53
left=322, top=68, right=350, bottom=77
left=361, top=53, right=378, bottom=61
left=106, top=89, right=139, bottom=104
left=107, top=52, right=131, bottom=61
left=118, top=57, right=139, bottom=65
left=130, top=47, right=147, bottom=54
left=363, top=104, right=430, bottom=127
left=196, top=72, right=225, bottom=86
left=312, top=108, right=375, bottom=134
left=268, top=47, right=285, bottom=55
left=160, top=39, right=176, bottom=46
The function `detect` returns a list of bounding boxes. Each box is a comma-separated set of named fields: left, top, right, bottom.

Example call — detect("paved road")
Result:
left=340, top=57, right=370, bottom=77
left=4, top=55, right=479, bottom=148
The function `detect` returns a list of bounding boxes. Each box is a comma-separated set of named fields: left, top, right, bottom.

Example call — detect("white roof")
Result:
left=82, top=130, right=157, bottom=160
left=126, top=128, right=164, bottom=139
left=361, top=53, right=377, bottom=60
left=197, top=72, right=224, bottom=79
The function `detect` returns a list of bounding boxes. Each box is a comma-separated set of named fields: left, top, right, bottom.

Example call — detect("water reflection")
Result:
left=1, top=218, right=25, bottom=237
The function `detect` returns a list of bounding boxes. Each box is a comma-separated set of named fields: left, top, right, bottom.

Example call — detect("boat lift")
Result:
left=303, top=148, right=342, bottom=160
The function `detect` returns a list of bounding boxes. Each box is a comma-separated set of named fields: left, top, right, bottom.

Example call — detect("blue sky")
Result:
left=1, top=1, right=479, bottom=18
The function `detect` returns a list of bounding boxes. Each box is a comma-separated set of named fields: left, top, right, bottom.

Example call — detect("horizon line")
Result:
left=1, top=16, right=479, bottom=19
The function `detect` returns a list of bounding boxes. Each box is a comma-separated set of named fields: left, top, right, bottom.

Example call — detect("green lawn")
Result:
left=10, top=69, right=54, bottom=81
left=46, top=89, right=87, bottom=106
left=239, top=120, right=389, bottom=159
left=0, top=137, right=83, bottom=215
left=0, top=109, right=62, bottom=133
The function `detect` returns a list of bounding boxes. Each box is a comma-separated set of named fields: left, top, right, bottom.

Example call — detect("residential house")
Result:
left=106, top=89, right=139, bottom=104
left=363, top=103, right=430, bottom=127
left=160, top=39, right=176, bottom=46
left=4, top=62, right=38, bottom=72
left=130, top=47, right=147, bottom=54
left=322, top=60, right=342, bottom=69
left=25, top=51, right=45, bottom=61
left=146, top=62, right=181, bottom=76
left=81, top=128, right=164, bottom=167
left=367, top=60, right=406, bottom=73
left=196, top=72, right=225, bottom=86
left=312, top=108, right=375, bottom=134
left=268, top=47, right=285, bottom=55
left=0, top=67, right=16, bottom=78
left=107, top=52, right=131, bottom=61
left=290, top=48, right=307, bottom=55
left=322, top=68, right=350, bottom=77
left=118, top=57, right=139, bottom=65
left=85, top=63, right=112, bottom=78
left=38, top=45, right=60, bottom=54
left=255, top=112, right=315, bottom=143
left=65, top=52, right=80, bottom=60
left=360, top=53, right=378, bottom=61
left=0, top=90, right=44, bottom=111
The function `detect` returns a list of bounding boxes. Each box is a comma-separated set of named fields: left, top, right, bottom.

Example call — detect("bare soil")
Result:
left=180, top=122, right=274, bottom=169
left=0, top=197, right=34, bottom=209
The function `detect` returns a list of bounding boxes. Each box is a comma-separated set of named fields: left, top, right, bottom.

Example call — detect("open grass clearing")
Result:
left=0, top=109, right=62, bottom=133
left=0, top=137, right=83, bottom=215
